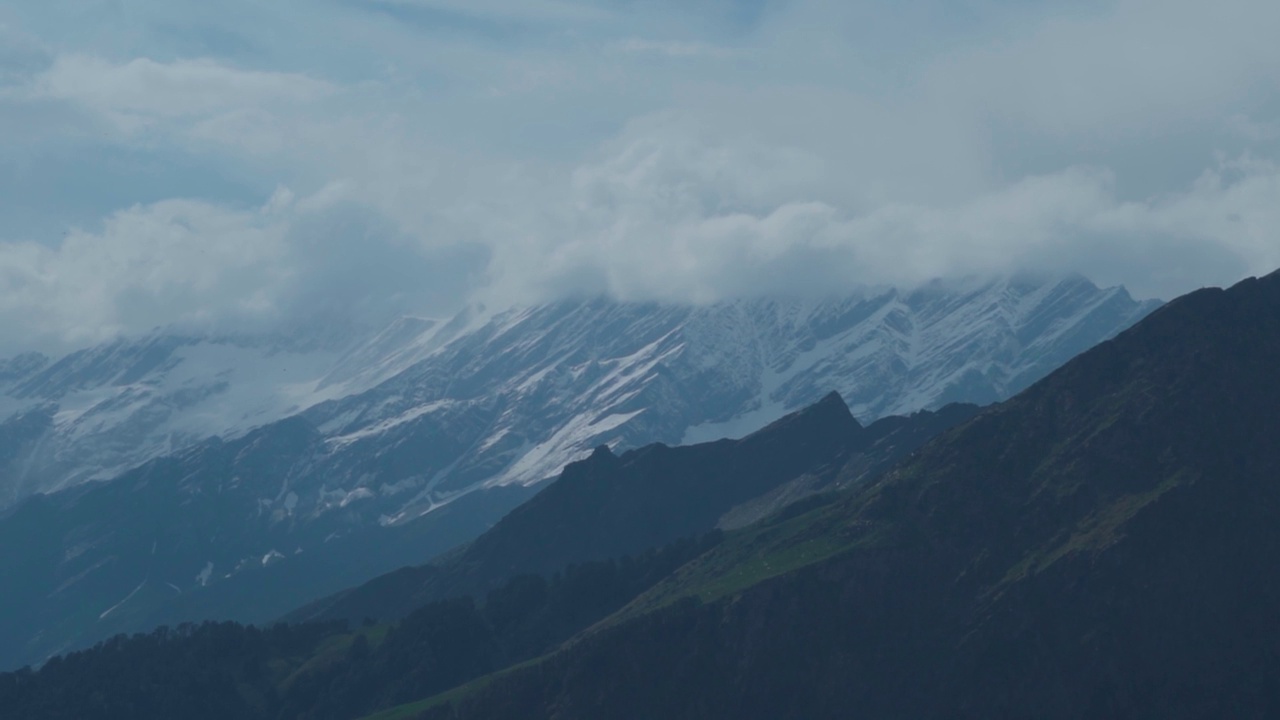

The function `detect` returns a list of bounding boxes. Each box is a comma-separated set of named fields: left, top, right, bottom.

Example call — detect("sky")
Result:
left=1, top=0, right=1278, bottom=355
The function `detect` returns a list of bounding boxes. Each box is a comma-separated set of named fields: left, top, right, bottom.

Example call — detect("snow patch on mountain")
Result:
left=0, top=331, right=380, bottom=505
left=493, top=408, right=646, bottom=488
left=1, top=275, right=1158, bottom=518
left=289, top=275, right=1159, bottom=524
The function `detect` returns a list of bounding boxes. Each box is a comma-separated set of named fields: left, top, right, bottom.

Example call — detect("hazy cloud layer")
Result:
left=1, top=0, right=1278, bottom=354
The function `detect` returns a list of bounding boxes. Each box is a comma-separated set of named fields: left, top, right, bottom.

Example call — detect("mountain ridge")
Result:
left=285, top=393, right=977, bottom=627
left=0, top=275, right=1156, bottom=512
left=0, top=275, right=1155, bottom=670
left=417, top=268, right=1280, bottom=719
left=0, top=271, right=1263, bottom=720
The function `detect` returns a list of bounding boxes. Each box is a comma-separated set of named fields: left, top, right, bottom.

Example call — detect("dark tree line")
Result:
left=0, top=532, right=721, bottom=720
left=0, top=621, right=343, bottom=720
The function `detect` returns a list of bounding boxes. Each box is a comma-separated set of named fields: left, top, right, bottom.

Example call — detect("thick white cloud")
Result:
left=0, top=198, right=288, bottom=349
left=0, top=186, right=486, bottom=351
left=480, top=118, right=1280, bottom=305
left=0, top=0, right=1278, bottom=356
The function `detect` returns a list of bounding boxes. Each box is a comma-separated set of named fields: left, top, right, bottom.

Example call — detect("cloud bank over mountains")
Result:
left=1, top=0, right=1278, bottom=354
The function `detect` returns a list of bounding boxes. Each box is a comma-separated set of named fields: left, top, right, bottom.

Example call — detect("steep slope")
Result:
left=0, top=370, right=969, bottom=671
left=289, top=397, right=979, bottom=625
left=0, top=352, right=47, bottom=388
left=416, top=269, right=1280, bottom=719
left=305, top=275, right=1158, bottom=507
left=0, top=395, right=978, bottom=720
left=0, top=276, right=1152, bottom=514
left=0, top=421, right=536, bottom=672
left=0, top=327, right=372, bottom=507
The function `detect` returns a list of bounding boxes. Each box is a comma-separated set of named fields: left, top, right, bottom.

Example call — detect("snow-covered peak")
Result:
left=295, top=275, right=1158, bottom=520
left=317, top=316, right=444, bottom=393
left=0, top=326, right=379, bottom=505
left=0, top=275, right=1158, bottom=513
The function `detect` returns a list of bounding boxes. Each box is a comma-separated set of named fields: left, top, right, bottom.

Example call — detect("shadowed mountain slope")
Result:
left=290, top=395, right=980, bottom=625
left=414, top=270, right=1280, bottom=719
left=0, top=393, right=979, bottom=720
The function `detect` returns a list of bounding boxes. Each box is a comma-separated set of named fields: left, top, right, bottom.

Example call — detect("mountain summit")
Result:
left=0, top=275, right=1156, bottom=511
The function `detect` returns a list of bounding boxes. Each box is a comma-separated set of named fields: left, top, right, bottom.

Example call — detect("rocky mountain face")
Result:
left=0, top=275, right=1156, bottom=670
left=288, top=396, right=980, bottom=626
left=0, top=275, right=1155, bottom=513
left=301, top=275, right=1157, bottom=513
left=0, top=328, right=370, bottom=507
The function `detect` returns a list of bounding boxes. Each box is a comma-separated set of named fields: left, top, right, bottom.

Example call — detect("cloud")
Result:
left=1, top=0, right=1279, bottom=356
left=0, top=198, right=288, bottom=350
left=0, top=23, right=49, bottom=81
left=479, top=117, right=1280, bottom=305
left=615, top=39, right=734, bottom=58
left=31, top=55, right=334, bottom=134
left=0, top=186, right=485, bottom=353
left=931, top=0, right=1280, bottom=138
left=365, top=0, right=615, bottom=25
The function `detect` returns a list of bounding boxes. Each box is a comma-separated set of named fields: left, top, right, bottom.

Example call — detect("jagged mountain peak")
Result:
left=747, top=389, right=859, bottom=440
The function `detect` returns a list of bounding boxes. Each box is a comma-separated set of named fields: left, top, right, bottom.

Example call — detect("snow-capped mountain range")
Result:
left=0, top=274, right=1159, bottom=669
left=0, top=328, right=360, bottom=506
left=0, top=274, right=1158, bottom=513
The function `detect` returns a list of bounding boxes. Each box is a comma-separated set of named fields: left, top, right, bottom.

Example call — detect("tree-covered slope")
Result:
left=0, top=535, right=719, bottom=720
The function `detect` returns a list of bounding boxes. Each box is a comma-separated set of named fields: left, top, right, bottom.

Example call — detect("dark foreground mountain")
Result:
left=287, top=396, right=978, bottom=625
left=419, top=269, right=1280, bottom=719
